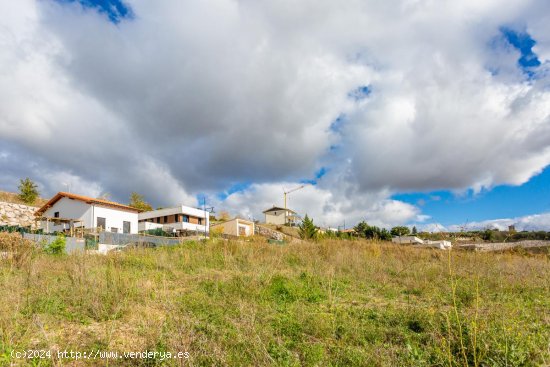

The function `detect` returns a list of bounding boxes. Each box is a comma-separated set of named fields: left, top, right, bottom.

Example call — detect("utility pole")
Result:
left=202, top=196, right=214, bottom=240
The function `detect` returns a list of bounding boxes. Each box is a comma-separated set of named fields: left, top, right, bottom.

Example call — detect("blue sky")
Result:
left=57, top=0, right=132, bottom=23
left=2, top=0, right=550, bottom=230
left=393, top=166, right=550, bottom=226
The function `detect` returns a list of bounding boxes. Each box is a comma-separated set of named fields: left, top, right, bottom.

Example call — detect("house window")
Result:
left=111, top=227, right=118, bottom=233
left=54, top=212, right=60, bottom=218
left=198, top=218, right=203, bottom=225
left=273, top=212, right=277, bottom=215
left=164, top=216, right=168, bottom=223
left=183, top=215, right=189, bottom=223
left=97, top=217, right=106, bottom=231
left=123, top=221, right=131, bottom=234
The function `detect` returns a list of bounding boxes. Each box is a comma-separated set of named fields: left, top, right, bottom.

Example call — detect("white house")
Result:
left=263, top=206, right=300, bottom=226
left=211, top=218, right=255, bottom=237
left=35, top=192, right=140, bottom=234
left=138, top=205, right=209, bottom=235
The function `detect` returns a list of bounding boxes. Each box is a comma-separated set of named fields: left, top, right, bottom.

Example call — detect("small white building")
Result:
left=35, top=192, right=140, bottom=234
left=138, top=205, right=209, bottom=235
left=421, top=240, right=452, bottom=249
left=391, top=236, right=424, bottom=244
left=211, top=218, right=255, bottom=237
left=263, top=206, right=300, bottom=226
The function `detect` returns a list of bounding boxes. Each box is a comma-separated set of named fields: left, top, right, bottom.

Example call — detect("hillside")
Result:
left=0, top=237, right=548, bottom=366
left=0, top=190, right=47, bottom=207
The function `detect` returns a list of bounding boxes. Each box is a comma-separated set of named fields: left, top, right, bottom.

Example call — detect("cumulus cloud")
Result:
left=212, top=181, right=425, bottom=228
left=1, top=0, right=550, bottom=225
left=443, top=212, right=550, bottom=232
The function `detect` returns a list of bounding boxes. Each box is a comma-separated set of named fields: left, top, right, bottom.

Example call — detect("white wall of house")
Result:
left=39, top=197, right=138, bottom=234
left=265, top=210, right=290, bottom=225
left=93, top=205, right=138, bottom=234
left=40, top=197, right=92, bottom=232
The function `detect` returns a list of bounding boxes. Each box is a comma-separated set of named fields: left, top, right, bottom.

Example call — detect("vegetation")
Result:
left=298, top=214, right=318, bottom=240
left=420, top=229, right=550, bottom=243
left=43, top=234, right=66, bottom=255
left=391, top=225, right=411, bottom=237
left=17, top=178, right=40, bottom=205
left=0, top=236, right=547, bottom=366
left=0, top=190, right=47, bottom=207
left=354, top=221, right=392, bottom=241
left=128, top=192, right=153, bottom=211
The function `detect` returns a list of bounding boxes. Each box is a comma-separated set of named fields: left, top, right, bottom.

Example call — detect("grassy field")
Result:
left=0, top=235, right=549, bottom=366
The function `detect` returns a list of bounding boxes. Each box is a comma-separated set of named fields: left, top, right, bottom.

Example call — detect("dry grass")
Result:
left=0, top=191, right=47, bottom=207
left=0, top=238, right=549, bottom=366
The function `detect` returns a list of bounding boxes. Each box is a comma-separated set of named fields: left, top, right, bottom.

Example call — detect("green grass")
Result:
left=0, top=238, right=549, bottom=366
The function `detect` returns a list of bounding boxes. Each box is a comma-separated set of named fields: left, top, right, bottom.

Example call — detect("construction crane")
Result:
left=283, top=185, right=306, bottom=210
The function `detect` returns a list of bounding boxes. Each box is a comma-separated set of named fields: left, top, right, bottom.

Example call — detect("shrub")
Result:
left=298, top=215, right=318, bottom=240
left=44, top=234, right=66, bottom=255
left=0, top=232, right=35, bottom=268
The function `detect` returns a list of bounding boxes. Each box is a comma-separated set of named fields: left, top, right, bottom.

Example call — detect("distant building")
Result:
left=391, top=236, right=424, bottom=244
left=421, top=240, right=452, bottom=249
left=35, top=192, right=140, bottom=234
left=508, top=225, right=516, bottom=232
left=138, top=205, right=209, bottom=235
left=211, top=218, right=255, bottom=237
left=263, top=206, right=301, bottom=226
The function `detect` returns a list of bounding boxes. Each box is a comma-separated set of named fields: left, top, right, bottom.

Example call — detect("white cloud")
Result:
left=446, top=212, right=550, bottom=231
left=212, top=181, right=423, bottom=228
left=0, top=0, right=550, bottom=226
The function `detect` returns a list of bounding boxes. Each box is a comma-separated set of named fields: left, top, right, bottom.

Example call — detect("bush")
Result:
left=0, top=232, right=35, bottom=268
left=44, top=235, right=66, bottom=255
left=298, top=215, right=318, bottom=240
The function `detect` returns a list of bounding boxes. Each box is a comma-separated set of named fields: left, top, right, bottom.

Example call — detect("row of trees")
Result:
left=298, top=215, right=419, bottom=241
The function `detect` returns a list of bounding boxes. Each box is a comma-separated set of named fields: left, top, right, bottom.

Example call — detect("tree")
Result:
left=412, top=226, right=417, bottom=235
left=354, top=221, right=392, bottom=241
left=298, top=214, right=318, bottom=240
left=378, top=228, right=392, bottom=241
left=128, top=192, right=153, bottom=211
left=18, top=178, right=39, bottom=205
left=218, top=211, right=231, bottom=221
left=391, top=226, right=411, bottom=237
left=354, top=221, right=369, bottom=237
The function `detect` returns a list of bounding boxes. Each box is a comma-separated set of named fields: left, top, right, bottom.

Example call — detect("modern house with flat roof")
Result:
left=138, top=205, right=209, bottom=235
left=35, top=192, right=140, bottom=234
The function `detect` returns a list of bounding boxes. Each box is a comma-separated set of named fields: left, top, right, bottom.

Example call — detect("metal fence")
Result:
left=22, top=233, right=85, bottom=253
left=98, top=232, right=184, bottom=247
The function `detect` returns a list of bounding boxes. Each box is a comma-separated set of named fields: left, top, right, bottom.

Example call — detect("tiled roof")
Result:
left=35, top=192, right=141, bottom=216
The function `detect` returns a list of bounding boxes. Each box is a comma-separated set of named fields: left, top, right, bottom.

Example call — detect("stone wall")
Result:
left=0, top=201, right=38, bottom=228
left=255, top=224, right=286, bottom=241
left=255, top=224, right=306, bottom=244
